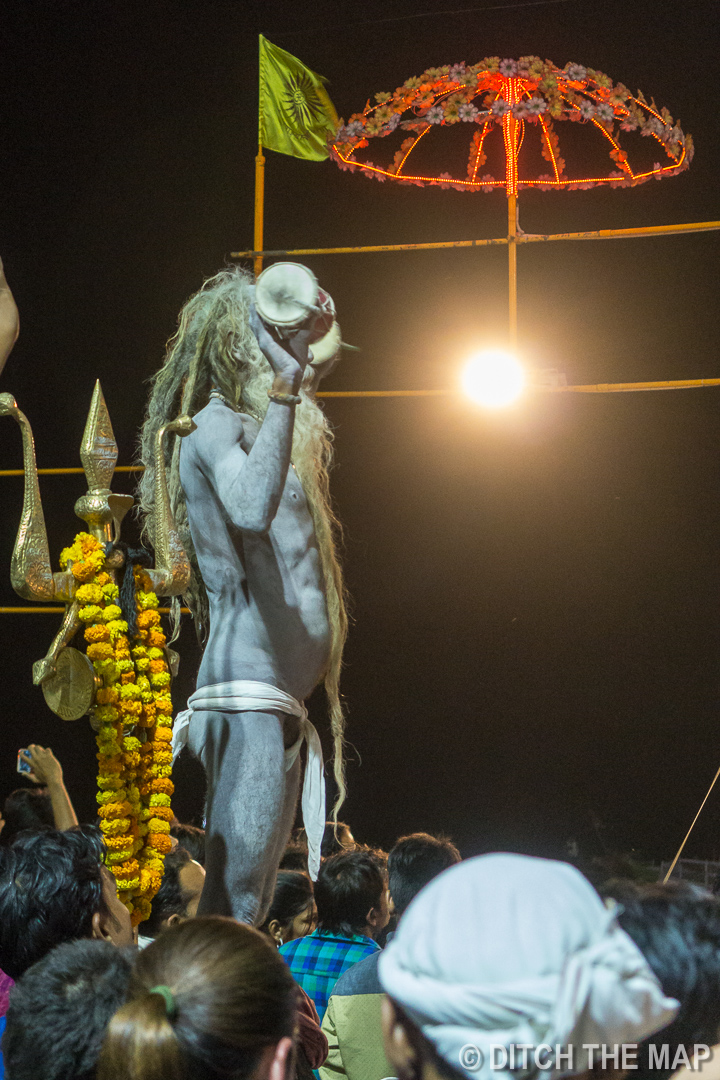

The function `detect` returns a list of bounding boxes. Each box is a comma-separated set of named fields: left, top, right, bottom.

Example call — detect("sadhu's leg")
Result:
left=188, top=709, right=301, bottom=925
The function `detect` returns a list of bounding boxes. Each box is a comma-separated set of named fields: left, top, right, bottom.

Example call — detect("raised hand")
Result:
left=0, top=257, right=19, bottom=377
left=18, top=744, right=78, bottom=830
left=19, top=744, right=64, bottom=787
left=249, top=304, right=315, bottom=392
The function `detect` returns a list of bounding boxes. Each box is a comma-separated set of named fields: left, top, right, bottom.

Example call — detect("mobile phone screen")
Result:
left=17, top=752, right=32, bottom=775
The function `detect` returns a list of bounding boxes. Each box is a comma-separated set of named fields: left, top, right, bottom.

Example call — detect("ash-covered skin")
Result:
left=179, top=310, right=334, bottom=924
left=0, top=257, right=19, bottom=377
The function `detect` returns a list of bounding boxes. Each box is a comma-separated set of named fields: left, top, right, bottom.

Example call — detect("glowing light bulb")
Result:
left=461, top=349, right=526, bottom=407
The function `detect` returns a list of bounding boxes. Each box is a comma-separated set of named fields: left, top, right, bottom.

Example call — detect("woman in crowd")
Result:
left=258, top=870, right=327, bottom=1079
left=259, top=870, right=316, bottom=948
left=97, top=916, right=297, bottom=1080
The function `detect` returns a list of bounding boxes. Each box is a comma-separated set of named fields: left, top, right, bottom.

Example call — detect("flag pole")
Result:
left=254, top=138, right=265, bottom=278
left=255, top=35, right=265, bottom=278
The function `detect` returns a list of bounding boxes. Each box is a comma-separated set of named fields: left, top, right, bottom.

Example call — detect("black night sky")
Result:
left=2, top=0, right=720, bottom=869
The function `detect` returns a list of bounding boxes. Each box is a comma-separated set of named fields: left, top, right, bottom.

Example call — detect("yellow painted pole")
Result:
left=508, top=194, right=518, bottom=350
left=663, top=760, right=720, bottom=882
left=0, top=378, right=718, bottom=479
left=0, top=607, right=190, bottom=615
left=518, top=220, right=720, bottom=244
left=232, top=237, right=510, bottom=258
left=0, top=465, right=140, bottom=477
left=230, top=219, right=720, bottom=259
left=318, top=379, right=720, bottom=397
left=0, top=608, right=73, bottom=614
left=549, top=378, right=720, bottom=393
left=254, top=139, right=265, bottom=278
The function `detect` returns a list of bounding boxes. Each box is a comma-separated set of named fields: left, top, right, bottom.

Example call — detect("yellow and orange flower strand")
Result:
left=59, top=532, right=175, bottom=926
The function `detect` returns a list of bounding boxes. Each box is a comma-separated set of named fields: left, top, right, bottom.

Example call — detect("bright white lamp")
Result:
left=461, top=349, right=526, bottom=408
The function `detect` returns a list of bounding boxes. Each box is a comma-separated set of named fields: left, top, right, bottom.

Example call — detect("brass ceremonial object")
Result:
left=41, top=648, right=99, bottom=722
left=0, top=393, right=55, bottom=600
left=2, top=380, right=195, bottom=721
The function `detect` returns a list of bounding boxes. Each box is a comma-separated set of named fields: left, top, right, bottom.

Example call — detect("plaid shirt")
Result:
left=279, top=930, right=380, bottom=1023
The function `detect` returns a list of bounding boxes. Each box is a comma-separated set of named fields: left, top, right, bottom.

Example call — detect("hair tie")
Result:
left=149, top=985, right=176, bottom=1018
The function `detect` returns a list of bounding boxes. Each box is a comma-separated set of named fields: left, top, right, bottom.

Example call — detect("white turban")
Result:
left=379, top=854, right=679, bottom=1080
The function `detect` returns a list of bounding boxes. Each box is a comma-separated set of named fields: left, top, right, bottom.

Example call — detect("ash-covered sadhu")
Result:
left=138, top=264, right=347, bottom=923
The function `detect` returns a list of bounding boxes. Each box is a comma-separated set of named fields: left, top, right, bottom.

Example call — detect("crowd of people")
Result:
left=3, top=748, right=720, bottom=1080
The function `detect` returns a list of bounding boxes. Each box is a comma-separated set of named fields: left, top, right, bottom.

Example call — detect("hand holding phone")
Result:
left=16, top=745, right=62, bottom=786
left=17, top=750, right=32, bottom=775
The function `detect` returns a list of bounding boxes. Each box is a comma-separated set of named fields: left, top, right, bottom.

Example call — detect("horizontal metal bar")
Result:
left=0, top=606, right=190, bottom=614
left=319, top=381, right=720, bottom=395
left=550, top=378, right=720, bottom=393
left=518, top=221, right=720, bottom=244
left=1, top=380, right=718, bottom=479
left=0, top=607, right=70, bottom=613
left=318, top=389, right=453, bottom=398
left=230, top=220, right=720, bottom=259
left=231, top=237, right=510, bottom=257
left=0, top=465, right=142, bottom=477
left=0, top=465, right=140, bottom=477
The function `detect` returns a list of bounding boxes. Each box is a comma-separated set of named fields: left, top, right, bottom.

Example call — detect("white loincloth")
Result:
left=172, top=680, right=324, bottom=879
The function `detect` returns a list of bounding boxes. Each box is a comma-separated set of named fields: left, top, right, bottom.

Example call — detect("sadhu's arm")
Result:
left=0, top=257, right=19, bottom=377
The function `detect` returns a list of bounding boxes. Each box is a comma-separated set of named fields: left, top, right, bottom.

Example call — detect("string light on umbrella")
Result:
left=330, top=56, right=692, bottom=196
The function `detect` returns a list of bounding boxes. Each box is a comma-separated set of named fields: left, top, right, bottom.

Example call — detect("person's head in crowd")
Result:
left=259, top=870, right=316, bottom=947
left=169, top=822, right=206, bottom=866
left=279, top=841, right=308, bottom=871
left=315, top=848, right=390, bottom=940
left=379, top=853, right=679, bottom=1080
left=0, top=826, right=133, bottom=979
left=388, top=833, right=461, bottom=919
left=3, top=939, right=133, bottom=1080
left=140, top=847, right=206, bottom=941
left=97, top=916, right=297, bottom=1080
left=321, top=820, right=355, bottom=858
left=294, top=820, right=355, bottom=860
left=602, top=879, right=720, bottom=1080
left=0, top=786, right=54, bottom=846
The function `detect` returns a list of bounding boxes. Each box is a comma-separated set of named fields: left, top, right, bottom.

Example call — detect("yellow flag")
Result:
left=259, top=35, right=338, bottom=161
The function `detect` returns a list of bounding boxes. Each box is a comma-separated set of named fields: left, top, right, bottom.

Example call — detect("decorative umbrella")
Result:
left=329, top=56, right=692, bottom=348
left=330, top=56, right=692, bottom=196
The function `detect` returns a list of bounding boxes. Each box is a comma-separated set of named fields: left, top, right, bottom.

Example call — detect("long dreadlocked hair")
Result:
left=137, top=266, right=349, bottom=814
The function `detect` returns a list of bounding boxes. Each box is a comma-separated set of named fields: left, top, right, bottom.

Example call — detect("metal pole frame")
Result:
left=231, top=219, right=720, bottom=259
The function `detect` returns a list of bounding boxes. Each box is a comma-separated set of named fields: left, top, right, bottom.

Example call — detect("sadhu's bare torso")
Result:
left=180, top=398, right=331, bottom=700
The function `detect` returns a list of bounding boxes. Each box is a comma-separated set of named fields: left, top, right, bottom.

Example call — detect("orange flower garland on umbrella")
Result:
left=59, top=532, right=175, bottom=926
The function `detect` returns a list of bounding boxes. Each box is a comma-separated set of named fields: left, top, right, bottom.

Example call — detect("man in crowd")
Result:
left=294, top=820, right=356, bottom=860
left=281, top=820, right=356, bottom=873
left=169, top=822, right=206, bottom=865
left=604, top=880, right=720, bottom=1080
left=0, top=827, right=133, bottom=981
left=320, top=833, right=461, bottom=1080
left=137, top=846, right=206, bottom=947
left=280, top=847, right=390, bottom=1023
left=0, top=827, right=133, bottom=1078
left=2, top=940, right=132, bottom=1080
left=0, top=745, right=79, bottom=847
left=0, top=787, right=54, bottom=847
left=379, top=855, right=680, bottom=1080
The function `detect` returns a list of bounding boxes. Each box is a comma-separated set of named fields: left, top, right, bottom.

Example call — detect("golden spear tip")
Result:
left=80, top=380, right=117, bottom=493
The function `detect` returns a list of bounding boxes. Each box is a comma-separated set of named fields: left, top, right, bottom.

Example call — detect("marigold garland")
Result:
left=60, top=532, right=175, bottom=926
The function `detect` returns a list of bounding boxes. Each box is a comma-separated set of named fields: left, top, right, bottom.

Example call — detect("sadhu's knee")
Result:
left=232, top=887, right=265, bottom=927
